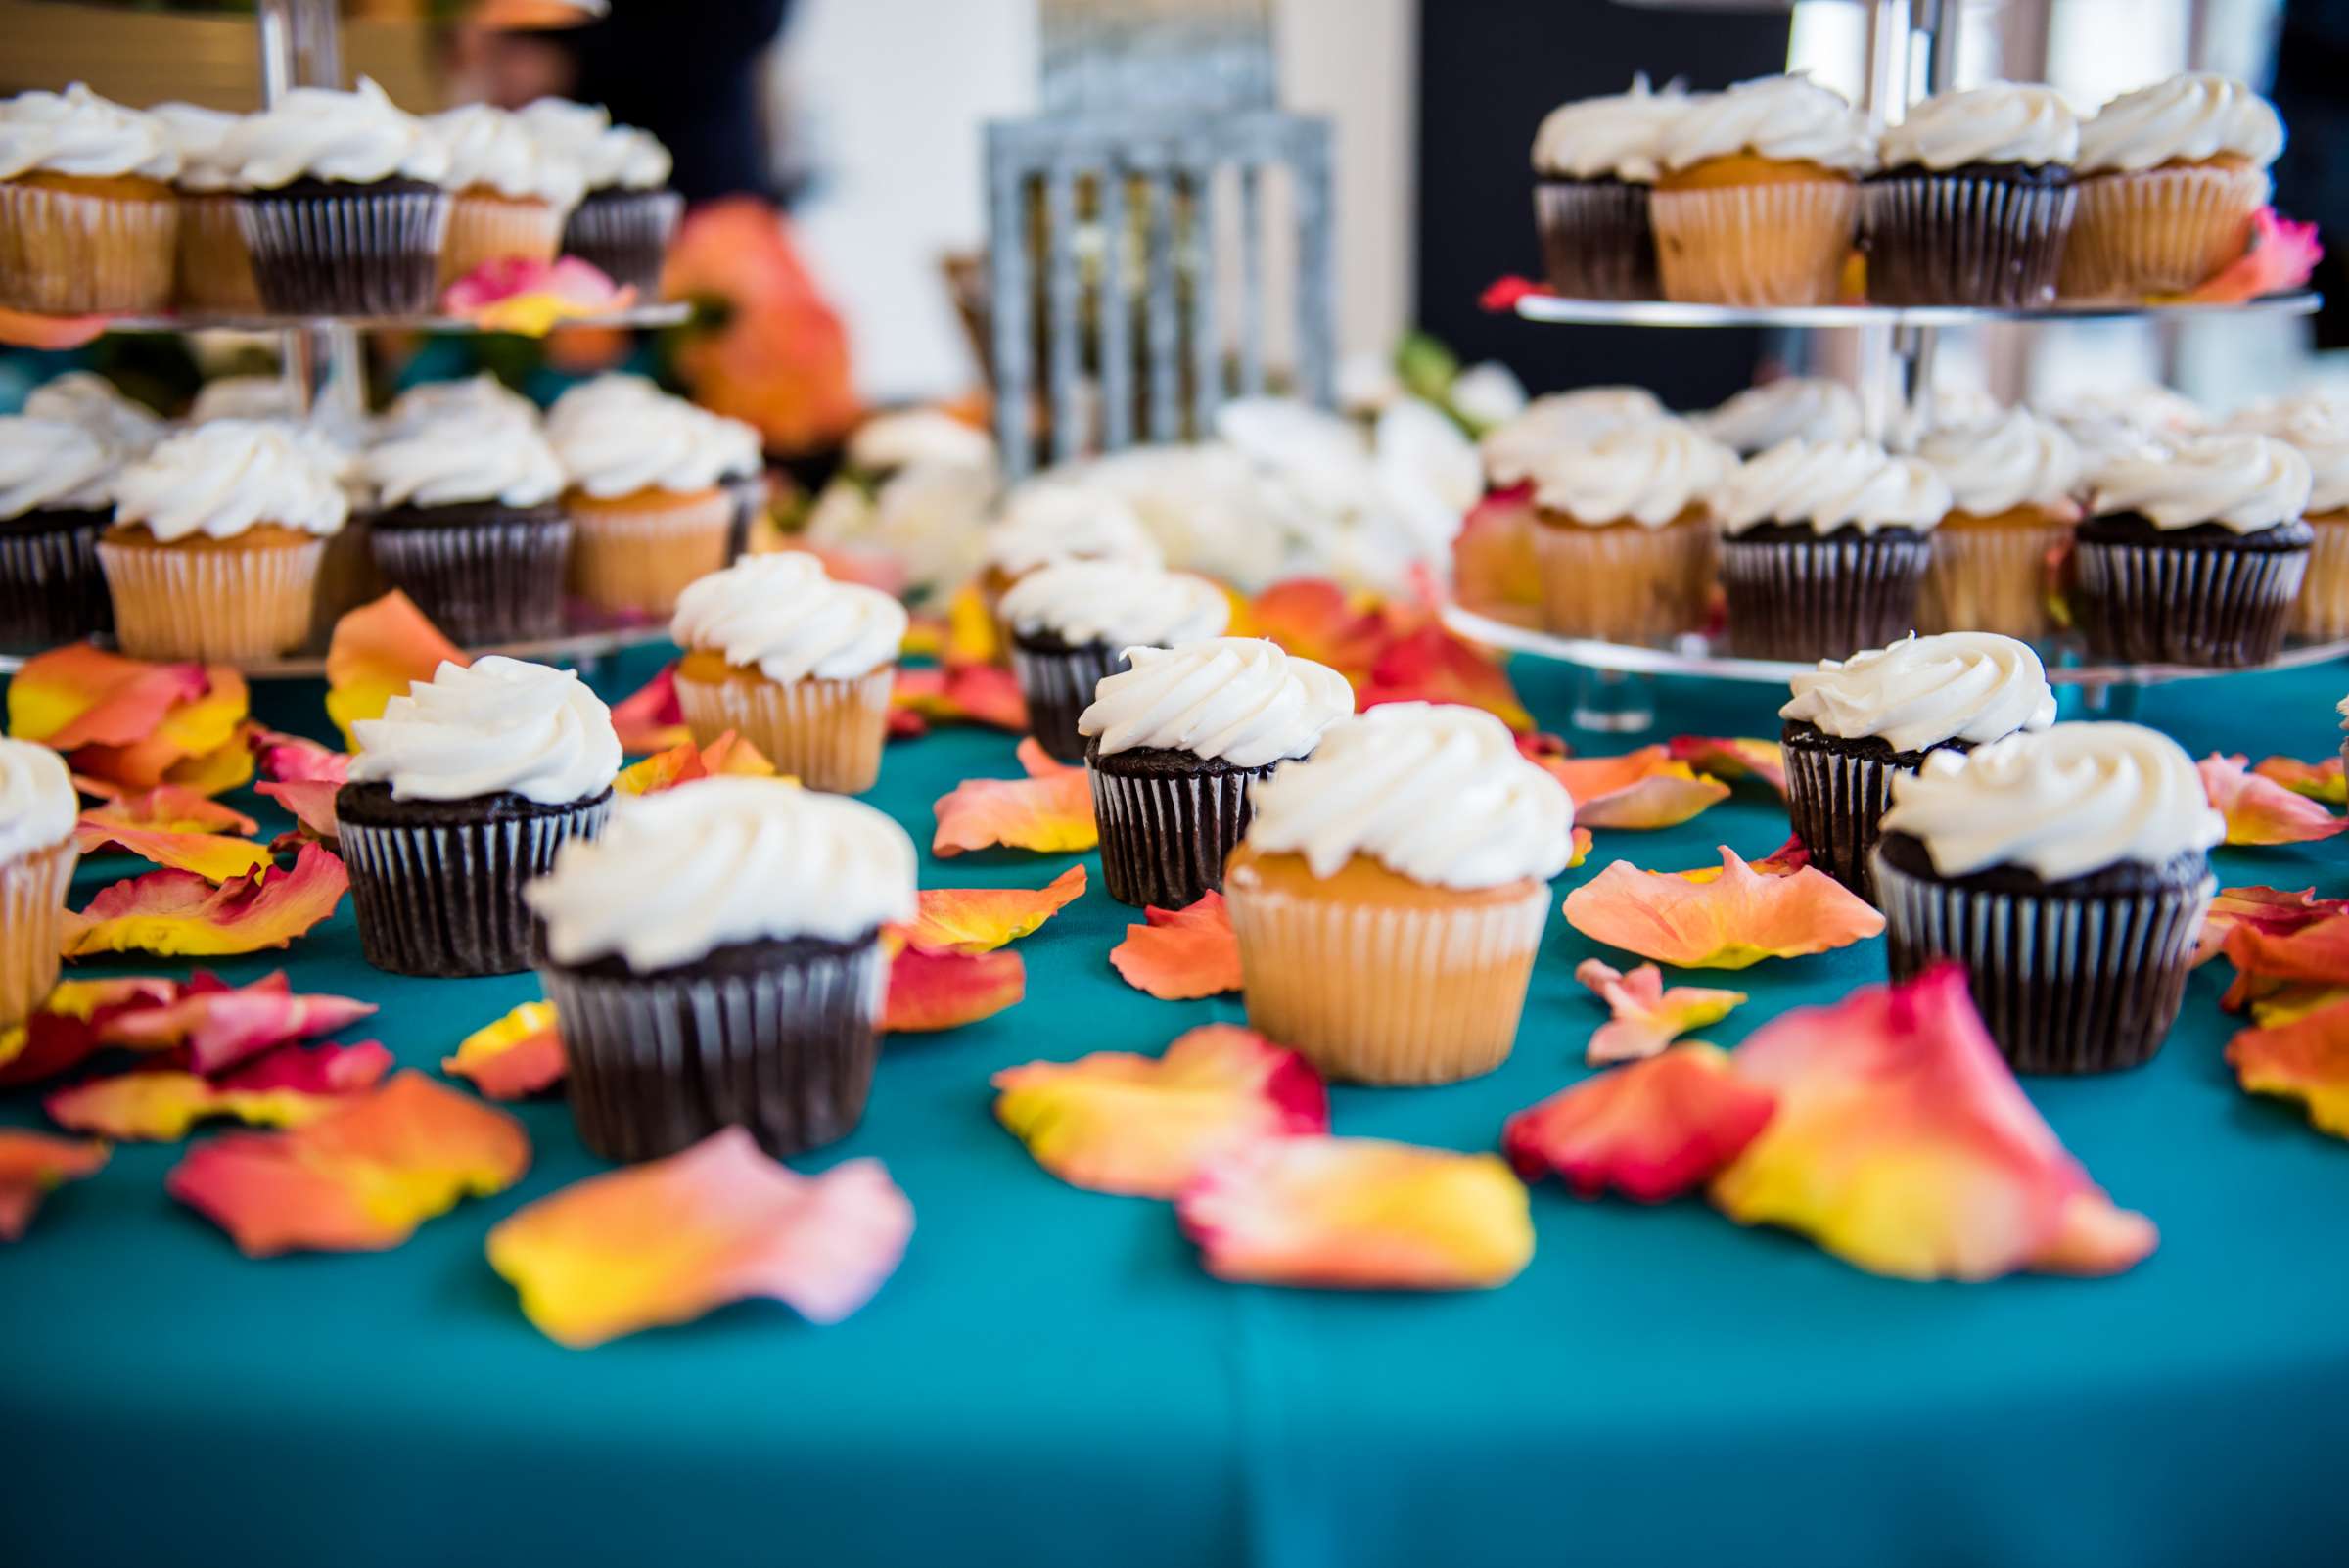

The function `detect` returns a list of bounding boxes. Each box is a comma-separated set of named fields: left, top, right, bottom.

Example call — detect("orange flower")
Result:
left=663, top=198, right=860, bottom=454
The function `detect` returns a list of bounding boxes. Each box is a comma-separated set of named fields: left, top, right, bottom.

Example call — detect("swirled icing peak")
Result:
left=150, top=101, right=241, bottom=191
left=847, top=409, right=997, bottom=475
left=1881, top=84, right=2080, bottom=170
left=225, top=77, right=447, bottom=190
left=1694, top=378, right=1863, bottom=454
left=1480, top=387, right=1667, bottom=486
left=526, top=777, right=917, bottom=971
left=1532, top=75, right=1688, bottom=184
left=0, top=84, right=177, bottom=181
left=2076, top=72, right=2282, bottom=173
left=377, top=373, right=541, bottom=439
left=112, top=419, right=349, bottom=541
left=1527, top=417, right=1734, bottom=527
left=1713, top=438, right=1953, bottom=536
left=1916, top=409, right=2085, bottom=516
left=0, top=737, right=75, bottom=863
left=24, top=372, right=166, bottom=460
left=547, top=375, right=744, bottom=496
left=427, top=103, right=584, bottom=207
left=348, top=656, right=620, bottom=806
left=361, top=416, right=565, bottom=509
left=516, top=98, right=672, bottom=191
left=1881, top=721, right=2223, bottom=880
left=1079, top=638, right=1354, bottom=767
left=2089, top=433, right=2311, bottom=532
left=0, top=417, right=114, bottom=518
left=1243, top=702, right=1575, bottom=889
left=2225, top=392, right=2349, bottom=514
left=986, top=483, right=1164, bottom=575
left=670, top=552, right=908, bottom=681
left=1660, top=73, right=1874, bottom=173
left=1781, top=633, right=2056, bottom=753
left=999, top=561, right=1229, bottom=647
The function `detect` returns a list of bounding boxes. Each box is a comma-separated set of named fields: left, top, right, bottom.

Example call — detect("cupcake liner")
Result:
left=369, top=509, right=573, bottom=646
left=0, top=178, right=177, bottom=315
left=438, top=194, right=564, bottom=285
left=1718, top=530, right=1932, bottom=662
left=1782, top=741, right=1903, bottom=903
left=0, top=840, right=78, bottom=1032
left=2291, top=513, right=2349, bottom=640
left=2071, top=533, right=2306, bottom=667
left=1223, top=878, right=1549, bottom=1084
left=2059, top=163, right=2269, bottom=301
left=565, top=488, right=733, bottom=616
left=541, top=940, right=888, bottom=1162
left=97, top=536, right=325, bottom=663
left=1009, top=641, right=1129, bottom=763
left=1861, top=173, right=2076, bottom=308
left=1533, top=514, right=1712, bottom=643
left=1874, top=850, right=2212, bottom=1074
left=0, top=509, right=112, bottom=650
left=338, top=793, right=611, bottom=978
left=1533, top=179, right=1658, bottom=300
left=1089, top=760, right=1270, bottom=908
left=673, top=667, right=893, bottom=794
left=1918, top=518, right=2070, bottom=639
left=562, top=188, right=683, bottom=295
left=237, top=186, right=450, bottom=317
left=172, top=191, right=261, bottom=314
left=722, top=470, right=771, bottom=562
left=1651, top=180, right=1858, bottom=307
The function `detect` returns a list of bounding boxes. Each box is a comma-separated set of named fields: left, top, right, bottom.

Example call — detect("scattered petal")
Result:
left=1479, top=275, right=1547, bottom=312
left=1573, top=958, right=1748, bottom=1066
left=614, top=729, right=781, bottom=795
left=324, top=592, right=469, bottom=749
left=252, top=727, right=351, bottom=786
left=6, top=645, right=249, bottom=795
left=2171, top=208, right=2321, bottom=304
left=443, top=1001, right=567, bottom=1099
left=442, top=254, right=636, bottom=335
left=1569, top=826, right=1592, bottom=868
left=80, top=785, right=257, bottom=836
left=892, top=665, right=1029, bottom=733
left=0, top=304, right=110, bottom=350
left=45, top=1042, right=392, bottom=1141
left=1564, top=848, right=1883, bottom=969
left=931, top=753, right=1096, bottom=856
left=1667, top=735, right=1788, bottom=796
left=2227, top=997, right=2349, bottom=1138
left=898, top=867, right=1086, bottom=954
left=2200, top=752, right=2346, bottom=845
left=0, top=977, right=178, bottom=1088
left=94, top=970, right=376, bottom=1076
left=73, top=816, right=274, bottom=882
left=2221, top=913, right=2349, bottom=1013
left=884, top=946, right=1025, bottom=1032
left=610, top=662, right=690, bottom=755
left=1503, top=1044, right=1777, bottom=1201
left=254, top=779, right=342, bottom=845
left=2253, top=754, right=2346, bottom=805
left=0, top=1131, right=109, bottom=1241
left=62, top=844, right=349, bottom=958
left=1536, top=745, right=1730, bottom=830
left=1109, top=892, right=1241, bottom=999
left=1357, top=623, right=1531, bottom=731
left=2196, top=886, right=2349, bottom=965
left=1244, top=578, right=1389, bottom=677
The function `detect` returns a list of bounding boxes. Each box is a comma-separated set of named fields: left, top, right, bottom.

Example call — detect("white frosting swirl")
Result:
left=670, top=553, right=908, bottom=681
left=377, top=374, right=541, bottom=440
left=1694, top=378, right=1864, bottom=454
left=361, top=417, right=565, bottom=509
left=1079, top=638, right=1353, bottom=766
left=547, top=376, right=742, bottom=496
left=1531, top=75, right=1687, bottom=184
left=0, top=418, right=114, bottom=517
left=224, top=77, right=448, bottom=190
left=1916, top=409, right=2085, bottom=516
left=847, top=409, right=996, bottom=475
left=2076, top=72, right=2283, bottom=173
left=112, top=419, right=349, bottom=541
left=1781, top=633, right=2057, bottom=753
left=24, top=372, right=166, bottom=460
left=701, top=410, right=763, bottom=482
left=1713, top=438, right=1953, bottom=536
left=348, top=656, right=620, bottom=806
left=1243, top=703, right=1573, bottom=889
left=2089, top=433, right=2311, bottom=533
left=1660, top=73, right=1874, bottom=174
left=0, top=84, right=177, bottom=181
left=516, top=98, right=672, bottom=192
left=1880, top=721, right=2223, bottom=879
left=986, top=484, right=1165, bottom=575
left=2226, top=393, right=2349, bottom=514
left=526, top=777, right=916, bottom=970
left=150, top=102, right=242, bottom=192
left=999, top=561, right=1229, bottom=647
left=427, top=104, right=584, bottom=208
left=188, top=374, right=299, bottom=425
left=1480, top=388, right=1666, bottom=486
left=1881, top=84, right=2079, bottom=170
left=0, top=737, right=75, bottom=863
left=1527, top=417, right=1734, bottom=528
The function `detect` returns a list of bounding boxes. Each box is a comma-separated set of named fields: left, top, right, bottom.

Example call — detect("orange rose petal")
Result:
left=1504, top=1043, right=1777, bottom=1202
left=931, top=751, right=1097, bottom=856
left=0, top=977, right=179, bottom=1088
left=254, top=779, right=342, bottom=845
left=4, top=643, right=212, bottom=752
left=0, top=1130, right=109, bottom=1241
left=166, top=1072, right=530, bottom=1257
left=893, top=665, right=1030, bottom=733
left=2196, top=886, right=2349, bottom=965
left=486, top=1127, right=912, bottom=1348
left=2254, top=754, right=2347, bottom=805
left=443, top=1001, right=568, bottom=1100
left=323, top=592, right=469, bottom=748
left=992, top=1025, right=1329, bottom=1199
left=2220, top=912, right=2349, bottom=1013
left=884, top=946, right=1025, bottom=1032
left=1246, top=578, right=1389, bottom=677
left=73, top=817, right=275, bottom=882
left=1109, top=891, right=1241, bottom=999
left=81, top=785, right=257, bottom=836
left=2227, top=995, right=2349, bottom=1138
left=0, top=305, right=111, bottom=350
left=2200, top=752, right=2347, bottom=845
left=1667, top=735, right=1789, bottom=795
left=1564, top=848, right=1883, bottom=969
left=158, top=733, right=258, bottom=799
left=1573, top=957, right=1748, bottom=1066
left=609, top=662, right=689, bottom=755
left=614, top=729, right=782, bottom=796
left=2171, top=208, right=2320, bottom=304
left=63, top=843, right=349, bottom=959
left=45, top=1041, right=392, bottom=1141
left=1358, top=623, right=1532, bottom=732
left=944, top=580, right=1002, bottom=667
left=94, top=969, right=376, bottom=1076
left=1539, top=745, right=1731, bottom=830
left=1176, top=1136, right=1535, bottom=1291
left=251, top=727, right=351, bottom=785
left=897, top=866, right=1086, bottom=954
left=1569, top=826, right=1592, bottom=869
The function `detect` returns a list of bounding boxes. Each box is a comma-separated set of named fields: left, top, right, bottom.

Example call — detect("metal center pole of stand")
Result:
left=257, top=0, right=364, bottom=435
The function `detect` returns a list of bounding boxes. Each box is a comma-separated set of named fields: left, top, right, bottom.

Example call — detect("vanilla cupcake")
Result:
left=518, top=98, right=680, bottom=293
left=151, top=101, right=259, bottom=313
left=1466, top=387, right=1665, bottom=620
left=547, top=375, right=742, bottom=615
left=980, top=481, right=1164, bottom=612
left=426, top=103, right=585, bottom=285
left=1081, top=637, right=1353, bottom=908
left=1914, top=409, right=2085, bottom=638
left=1525, top=416, right=1733, bottom=643
left=1477, top=387, right=1667, bottom=488
left=360, top=409, right=571, bottom=644
left=998, top=561, right=1229, bottom=762
left=2063, top=73, right=2283, bottom=301
left=375, top=371, right=541, bottom=441
left=0, top=739, right=77, bottom=1032
left=1224, top=703, right=1573, bottom=1085
left=1692, top=377, right=1863, bottom=455
left=527, top=777, right=916, bottom=1160
left=669, top=552, right=908, bottom=793
left=24, top=371, right=167, bottom=461
left=2039, top=382, right=2206, bottom=483
left=2226, top=392, right=2349, bottom=637
left=0, top=84, right=179, bottom=314
left=1867, top=84, right=2080, bottom=306
left=1530, top=76, right=1686, bottom=300
left=0, top=416, right=119, bottom=648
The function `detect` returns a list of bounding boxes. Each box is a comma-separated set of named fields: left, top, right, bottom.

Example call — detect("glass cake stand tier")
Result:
left=0, top=622, right=673, bottom=680
left=1511, top=291, right=2323, bottom=330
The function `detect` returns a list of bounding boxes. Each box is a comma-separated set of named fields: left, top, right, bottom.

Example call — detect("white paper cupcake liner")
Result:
left=2072, top=533, right=2306, bottom=667
left=2292, top=514, right=2349, bottom=639
left=1651, top=179, right=1858, bottom=306
left=439, top=194, right=564, bottom=285
left=562, top=188, right=684, bottom=294
left=1533, top=515, right=1713, bottom=643
left=96, top=537, right=325, bottom=663
left=564, top=488, right=733, bottom=615
left=0, top=179, right=177, bottom=314
left=2059, top=163, right=2270, bottom=301
left=1088, top=760, right=1268, bottom=908
left=237, top=187, right=450, bottom=316
left=1718, top=530, right=1932, bottom=662
left=1, top=840, right=77, bottom=1032
left=672, top=667, right=893, bottom=794
left=339, top=794, right=612, bottom=978
left=1919, top=520, right=2068, bottom=640
left=1861, top=173, right=2076, bottom=307
left=1009, top=641, right=1130, bottom=763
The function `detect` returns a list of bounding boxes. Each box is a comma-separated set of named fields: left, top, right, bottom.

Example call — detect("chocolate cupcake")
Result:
left=1529, top=76, right=1684, bottom=300
left=339, top=656, right=621, bottom=977
left=1081, top=638, right=1354, bottom=908
left=519, top=100, right=681, bottom=294
left=0, top=417, right=118, bottom=650
left=1873, top=722, right=2221, bottom=1073
left=1864, top=84, right=2080, bottom=307
left=525, top=777, right=916, bottom=1161
left=999, top=560, right=1229, bottom=763
left=1779, top=632, right=2055, bottom=900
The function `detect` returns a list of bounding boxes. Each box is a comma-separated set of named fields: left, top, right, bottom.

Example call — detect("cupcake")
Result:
left=425, top=103, right=585, bottom=285
left=1914, top=409, right=2085, bottom=638
left=0, top=417, right=117, bottom=650
left=669, top=553, right=907, bottom=794
left=2075, top=433, right=2312, bottom=667
left=1524, top=416, right=1733, bottom=643
left=546, top=375, right=741, bottom=616
left=150, top=102, right=260, bottom=314
left=1530, top=76, right=1684, bottom=300
left=101, top=419, right=349, bottom=662
left=223, top=77, right=452, bottom=317
left=1865, top=83, right=2079, bottom=307
left=1780, top=632, right=2055, bottom=900
left=2226, top=392, right=2349, bottom=638
left=0, top=739, right=77, bottom=1033
left=1713, top=438, right=1953, bottom=662
left=358, top=406, right=571, bottom=644
left=0, top=84, right=179, bottom=315
left=1652, top=74, right=1874, bottom=307
left=1692, top=377, right=1862, bottom=456
left=1874, top=722, right=2221, bottom=1073
left=2063, top=73, right=2283, bottom=302
left=1223, top=703, right=1573, bottom=1085
left=1478, top=387, right=1667, bottom=488
left=525, top=777, right=915, bottom=1161
left=340, top=655, right=620, bottom=977
left=23, top=371, right=167, bottom=460
left=375, top=371, right=541, bottom=441
left=980, top=482, right=1164, bottom=610
left=1081, top=638, right=1353, bottom=908
left=998, top=561, right=1229, bottom=762
left=518, top=99, right=681, bottom=294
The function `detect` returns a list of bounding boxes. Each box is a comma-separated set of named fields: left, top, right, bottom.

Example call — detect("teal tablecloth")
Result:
left=7, top=648, right=2349, bottom=1568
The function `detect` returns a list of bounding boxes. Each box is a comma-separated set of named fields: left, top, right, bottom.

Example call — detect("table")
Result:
left=7, top=647, right=2349, bottom=1568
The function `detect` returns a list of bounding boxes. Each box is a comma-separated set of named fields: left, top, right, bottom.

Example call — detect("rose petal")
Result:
left=610, top=661, right=691, bottom=755
left=251, top=727, right=351, bottom=786
left=1503, top=1043, right=1776, bottom=1201
left=0, top=977, right=179, bottom=1088
left=46, top=1041, right=392, bottom=1141
left=1569, top=826, right=1592, bottom=868
left=1564, top=848, right=1884, bottom=969
left=614, top=729, right=782, bottom=795
left=2200, top=752, right=2346, bottom=845
left=897, top=866, right=1086, bottom=954
left=443, top=1001, right=568, bottom=1100
left=944, top=580, right=1002, bottom=666
left=1537, top=745, right=1730, bottom=830
left=486, top=1127, right=912, bottom=1347
left=94, top=969, right=377, bottom=1076
left=0, top=1130, right=109, bottom=1241
left=0, top=304, right=110, bottom=350
left=1573, top=957, right=1748, bottom=1066
left=1452, top=487, right=1543, bottom=620
left=1109, top=891, right=1241, bottom=999
left=892, top=665, right=1029, bottom=733
left=81, top=785, right=257, bottom=836
left=2221, top=912, right=2349, bottom=1014
left=1357, top=623, right=1531, bottom=731
left=4, top=643, right=208, bottom=751
left=157, top=732, right=257, bottom=799
left=2254, top=754, right=2347, bottom=805
left=2227, top=995, right=2349, bottom=1139
left=444, top=256, right=634, bottom=335
left=1176, top=1136, right=1535, bottom=1290
left=2174, top=208, right=2321, bottom=304
left=73, top=816, right=275, bottom=882
left=1245, top=578, right=1389, bottom=677
left=1666, top=735, right=1788, bottom=796
left=77, top=674, right=251, bottom=795
left=254, top=779, right=342, bottom=845
left=2197, top=886, right=2349, bottom=965
left=884, top=946, right=1025, bottom=1032
left=166, top=1072, right=530, bottom=1257
left=931, top=749, right=1097, bottom=856
left=63, top=844, right=349, bottom=958
left=993, top=1025, right=1329, bottom=1198
left=324, top=592, right=469, bottom=749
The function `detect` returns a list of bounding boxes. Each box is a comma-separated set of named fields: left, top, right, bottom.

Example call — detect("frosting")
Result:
left=23, top=372, right=165, bottom=460
left=0, top=417, right=113, bottom=517
left=224, top=77, right=448, bottom=190
left=1713, top=438, right=1953, bottom=536
left=999, top=560, right=1230, bottom=647
left=2076, top=72, right=2283, bottom=173
left=1480, top=387, right=1666, bottom=486
left=669, top=552, right=908, bottom=681
left=347, top=656, right=620, bottom=805
left=1243, top=702, right=1574, bottom=889
left=2226, top=393, right=2349, bottom=514
left=0, top=84, right=177, bottom=181
left=112, top=419, right=348, bottom=541
left=1527, top=417, right=1734, bottom=527
left=1660, top=73, right=1874, bottom=174
left=150, top=101, right=242, bottom=192
left=1076, top=443, right=1287, bottom=588
left=427, top=104, right=584, bottom=208
left=1079, top=638, right=1353, bottom=767
left=526, top=777, right=916, bottom=970
left=376, top=373, right=541, bottom=439
left=0, top=737, right=75, bottom=863
left=1781, top=633, right=2056, bottom=753
left=361, top=417, right=565, bottom=509
left=1916, top=409, right=2085, bottom=516
left=1694, top=378, right=1863, bottom=454
left=516, top=98, right=672, bottom=192
left=701, top=410, right=763, bottom=482
left=1881, top=83, right=2079, bottom=170
left=847, top=409, right=997, bottom=475
left=1881, top=721, right=2223, bottom=880
left=188, top=374, right=301, bottom=425
left=2042, top=382, right=2208, bottom=438
left=1532, top=75, right=1687, bottom=184
left=986, top=483, right=1165, bottom=574
left=546, top=376, right=743, bottom=496
left=2089, top=433, right=2311, bottom=533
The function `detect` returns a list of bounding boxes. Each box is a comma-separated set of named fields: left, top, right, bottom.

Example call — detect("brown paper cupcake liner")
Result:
left=1533, top=514, right=1712, bottom=643
left=1009, top=640, right=1129, bottom=762
left=1861, top=173, right=2076, bottom=307
left=0, top=840, right=78, bottom=1032
left=564, top=488, right=733, bottom=615
left=1, top=509, right=113, bottom=650
left=2059, top=163, right=2269, bottom=301
left=439, top=194, right=564, bottom=285
left=673, top=667, right=893, bottom=793
left=0, top=179, right=177, bottom=315
left=2291, top=513, right=2349, bottom=639
left=562, top=188, right=684, bottom=295
left=2071, top=533, right=2306, bottom=667
left=1919, top=519, right=2069, bottom=640
left=1651, top=180, right=1857, bottom=307
left=237, top=185, right=450, bottom=316
left=368, top=506, right=573, bottom=646
left=1088, top=756, right=1271, bottom=908
left=173, top=191, right=262, bottom=314
left=97, top=536, right=325, bottom=663
left=1718, top=530, right=1932, bottom=663
left=1533, top=179, right=1658, bottom=300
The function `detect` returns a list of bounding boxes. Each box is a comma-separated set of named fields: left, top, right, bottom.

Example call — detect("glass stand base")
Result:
left=1573, top=668, right=1656, bottom=734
